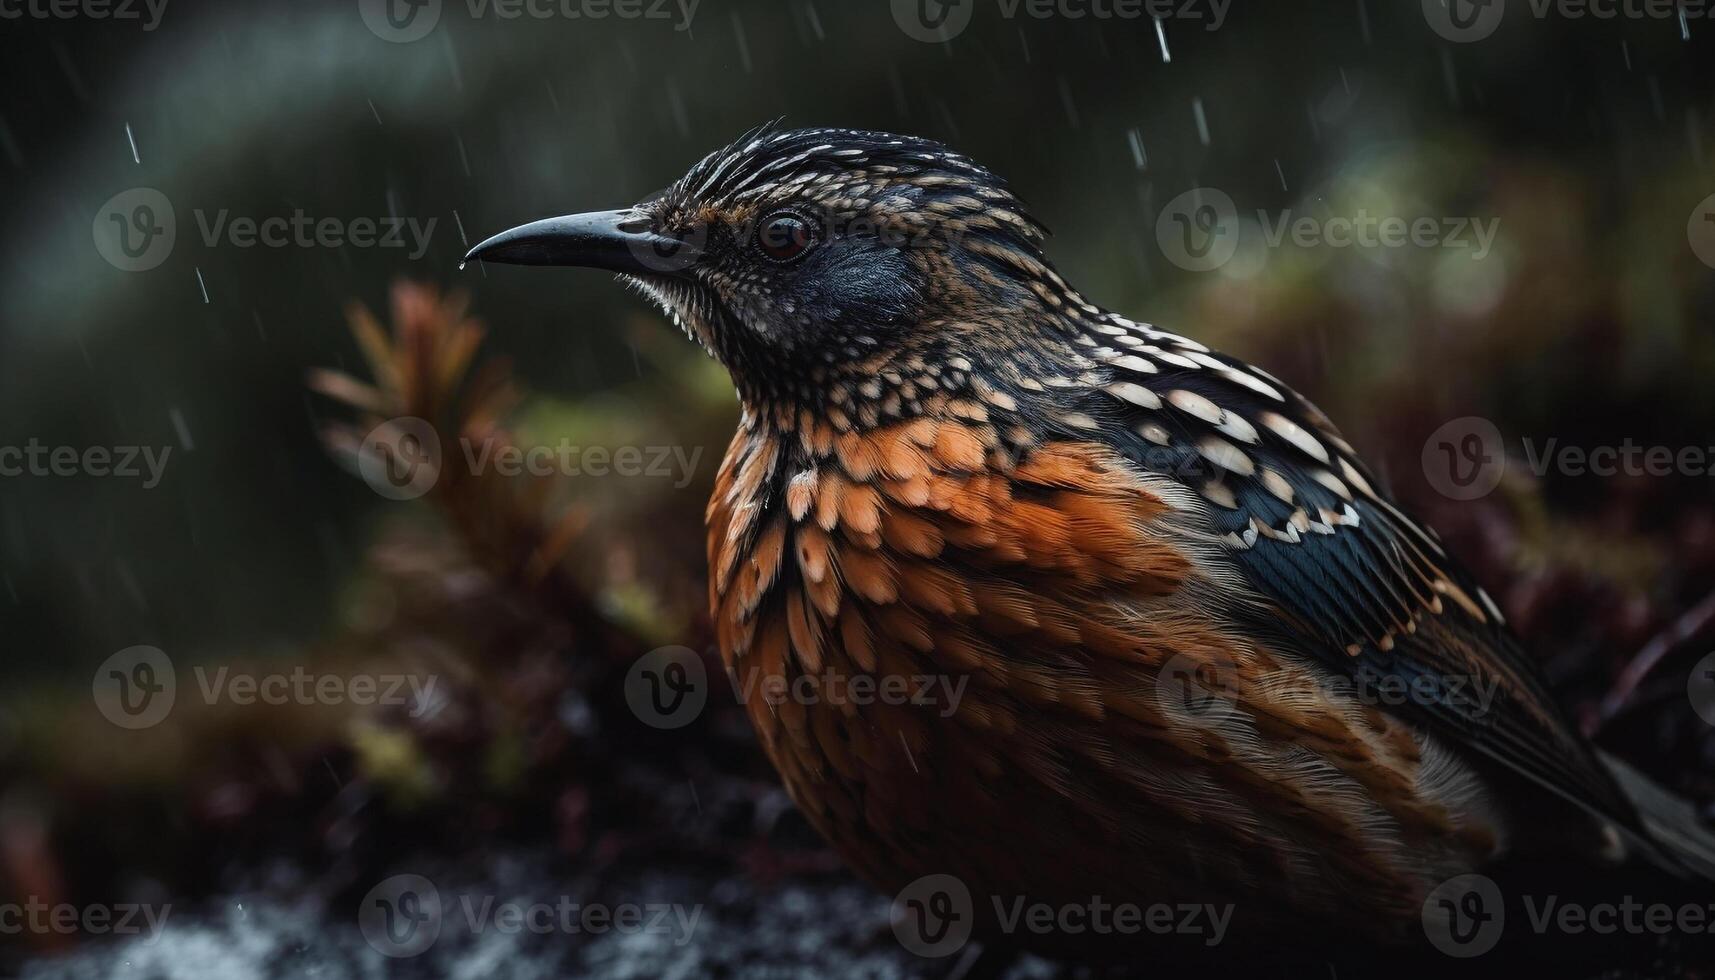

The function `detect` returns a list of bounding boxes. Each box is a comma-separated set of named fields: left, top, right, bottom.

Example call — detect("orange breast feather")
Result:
left=703, top=415, right=1500, bottom=932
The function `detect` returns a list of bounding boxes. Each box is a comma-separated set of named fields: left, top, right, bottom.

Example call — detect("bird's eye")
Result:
left=756, top=211, right=819, bottom=263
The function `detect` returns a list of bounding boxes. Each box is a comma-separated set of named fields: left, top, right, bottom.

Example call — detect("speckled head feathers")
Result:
left=617, top=125, right=1085, bottom=414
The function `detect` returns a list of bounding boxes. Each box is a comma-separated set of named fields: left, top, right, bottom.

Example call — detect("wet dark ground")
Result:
left=16, top=848, right=1709, bottom=980
left=15, top=853, right=967, bottom=980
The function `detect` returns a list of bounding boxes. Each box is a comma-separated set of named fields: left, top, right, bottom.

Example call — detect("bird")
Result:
left=464, top=125, right=1715, bottom=960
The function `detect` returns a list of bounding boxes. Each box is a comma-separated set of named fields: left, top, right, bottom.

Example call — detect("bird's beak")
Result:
left=461, top=208, right=702, bottom=275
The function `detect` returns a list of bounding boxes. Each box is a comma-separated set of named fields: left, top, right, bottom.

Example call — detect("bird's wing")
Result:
left=1070, top=316, right=1636, bottom=826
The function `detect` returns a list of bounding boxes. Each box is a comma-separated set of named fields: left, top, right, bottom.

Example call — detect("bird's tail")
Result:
left=1600, top=750, right=1715, bottom=883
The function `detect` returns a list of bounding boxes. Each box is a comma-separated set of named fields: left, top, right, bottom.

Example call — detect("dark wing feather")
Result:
left=1069, top=316, right=1636, bottom=826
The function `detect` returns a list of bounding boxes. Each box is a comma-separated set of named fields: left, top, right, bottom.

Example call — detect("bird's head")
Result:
left=465, top=126, right=1091, bottom=423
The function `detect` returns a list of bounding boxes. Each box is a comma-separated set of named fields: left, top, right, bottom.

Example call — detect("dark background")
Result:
left=2, top=0, right=1715, bottom=975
